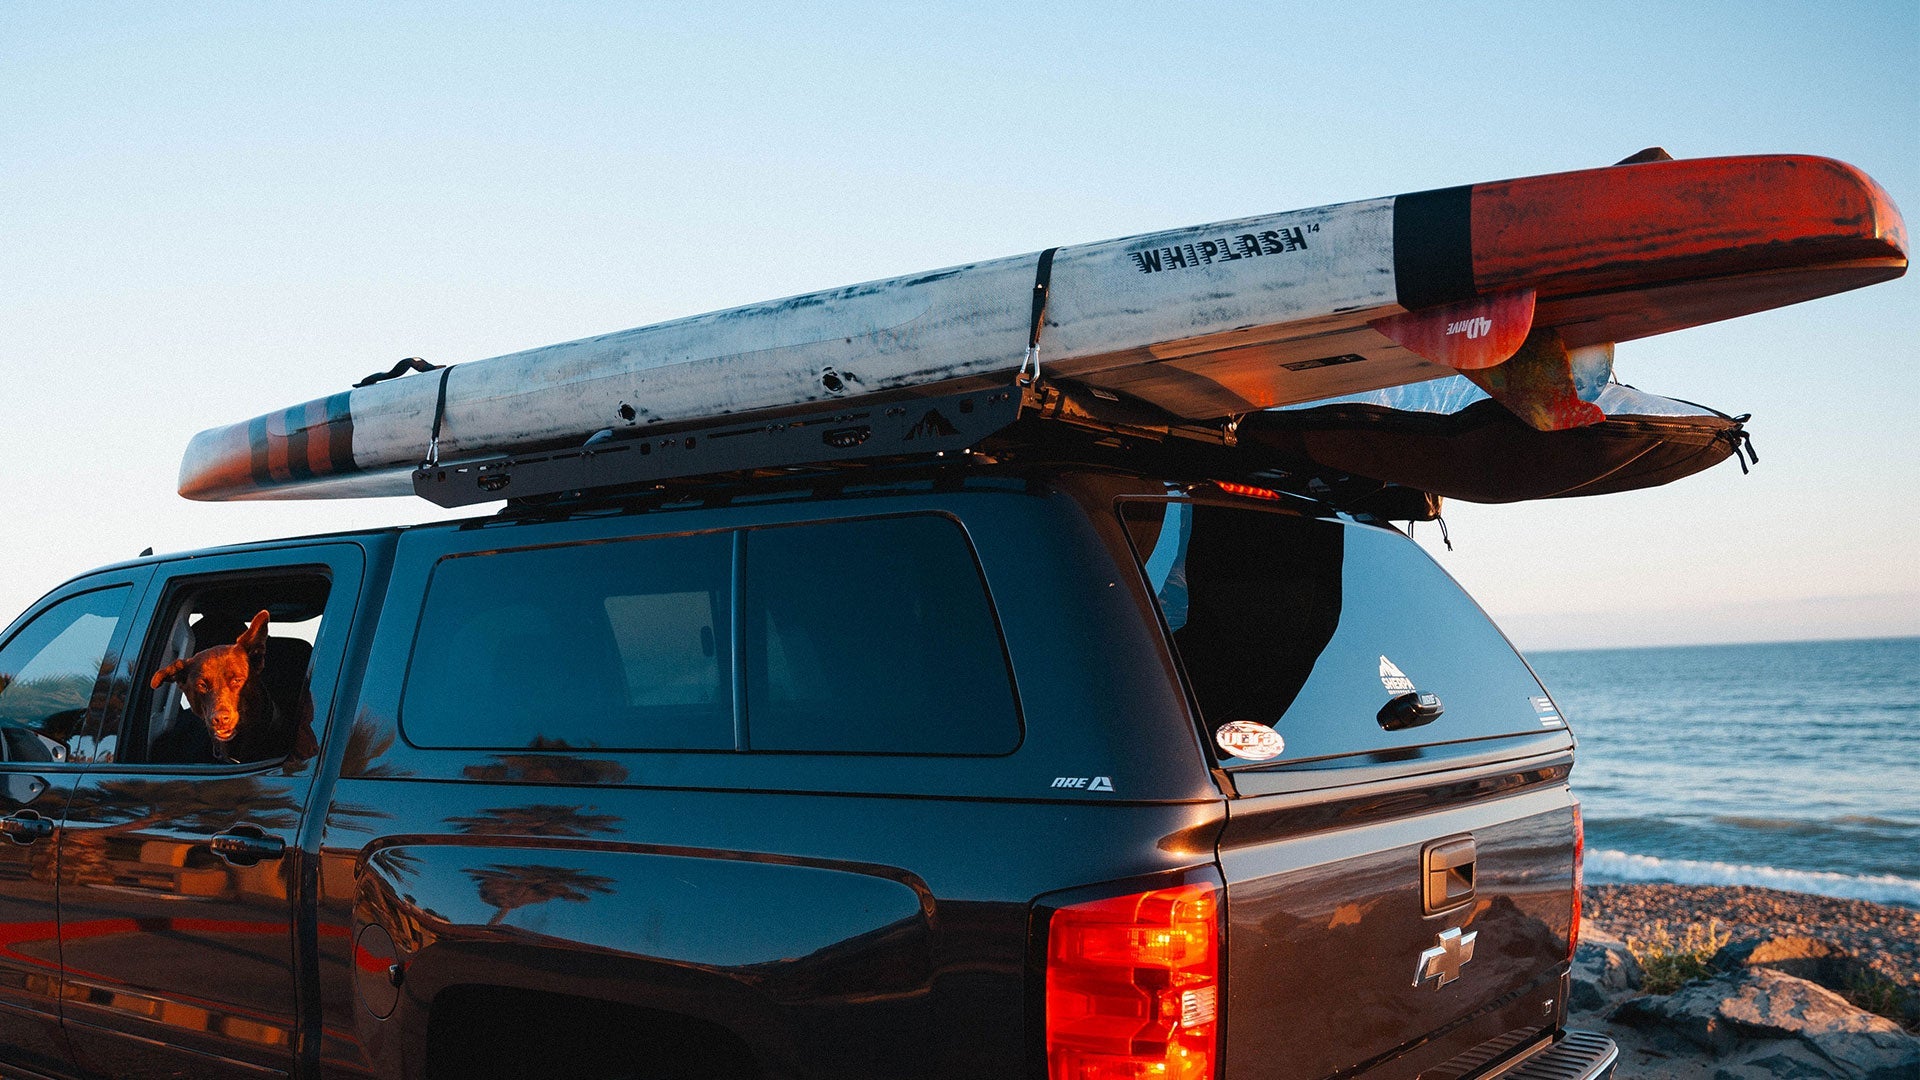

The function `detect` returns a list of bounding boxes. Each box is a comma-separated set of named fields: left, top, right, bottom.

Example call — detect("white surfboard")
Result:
left=177, top=153, right=1905, bottom=501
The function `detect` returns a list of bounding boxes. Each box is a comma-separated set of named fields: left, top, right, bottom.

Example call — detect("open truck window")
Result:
left=134, top=574, right=330, bottom=767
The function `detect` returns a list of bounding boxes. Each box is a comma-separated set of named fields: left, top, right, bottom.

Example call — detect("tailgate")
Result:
left=1219, top=766, right=1575, bottom=1080
left=1115, top=497, right=1582, bottom=1079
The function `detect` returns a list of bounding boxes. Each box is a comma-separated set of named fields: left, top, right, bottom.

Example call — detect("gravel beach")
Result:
left=1584, top=883, right=1920, bottom=999
left=1575, top=883, right=1919, bottom=1079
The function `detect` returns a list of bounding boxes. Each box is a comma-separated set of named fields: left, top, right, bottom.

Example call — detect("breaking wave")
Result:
left=1585, top=848, right=1920, bottom=907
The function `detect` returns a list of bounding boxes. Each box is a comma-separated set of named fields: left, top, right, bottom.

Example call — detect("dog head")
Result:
left=150, top=610, right=270, bottom=743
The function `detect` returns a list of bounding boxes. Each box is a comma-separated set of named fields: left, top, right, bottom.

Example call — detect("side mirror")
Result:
left=1378, top=691, right=1444, bottom=731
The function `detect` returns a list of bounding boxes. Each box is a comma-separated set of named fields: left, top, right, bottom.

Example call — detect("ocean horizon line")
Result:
left=1530, top=632, right=1920, bottom=656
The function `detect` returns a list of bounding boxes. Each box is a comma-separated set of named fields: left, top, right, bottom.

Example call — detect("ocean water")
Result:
left=1527, top=637, right=1920, bottom=907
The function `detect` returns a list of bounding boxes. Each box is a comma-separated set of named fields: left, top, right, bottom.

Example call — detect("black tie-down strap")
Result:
left=1626, top=385, right=1760, bottom=476
left=1017, top=247, right=1059, bottom=386
left=1722, top=414, right=1758, bottom=474
left=422, top=365, right=455, bottom=467
left=353, top=356, right=444, bottom=388
left=347, top=356, right=457, bottom=467
left=1670, top=395, right=1759, bottom=475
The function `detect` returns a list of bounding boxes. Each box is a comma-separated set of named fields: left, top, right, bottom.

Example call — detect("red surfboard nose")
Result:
left=1470, top=154, right=1907, bottom=298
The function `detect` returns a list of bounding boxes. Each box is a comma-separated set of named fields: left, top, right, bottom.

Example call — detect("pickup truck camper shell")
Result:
left=2, top=462, right=1608, bottom=1080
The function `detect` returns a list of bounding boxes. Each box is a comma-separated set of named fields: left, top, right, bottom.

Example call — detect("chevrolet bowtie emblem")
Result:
left=1414, top=927, right=1477, bottom=989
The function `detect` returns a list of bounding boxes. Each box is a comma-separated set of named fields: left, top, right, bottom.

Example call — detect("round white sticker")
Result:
left=1215, top=721, right=1285, bottom=762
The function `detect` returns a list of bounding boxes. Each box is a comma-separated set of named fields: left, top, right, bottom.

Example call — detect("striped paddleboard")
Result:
left=179, top=153, right=1905, bottom=501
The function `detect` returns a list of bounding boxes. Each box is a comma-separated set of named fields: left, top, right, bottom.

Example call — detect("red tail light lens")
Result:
left=1211, top=481, right=1282, bottom=501
left=1046, top=882, right=1220, bottom=1080
left=1569, top=802, right=1584, bottom=962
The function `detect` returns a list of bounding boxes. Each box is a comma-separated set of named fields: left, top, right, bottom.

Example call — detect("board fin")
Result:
left=1614, top=147, right=1676, bottom=166
left=1368, top=290, right=1536, bottom=371
left=1459, top=328, right=1606, bottom=431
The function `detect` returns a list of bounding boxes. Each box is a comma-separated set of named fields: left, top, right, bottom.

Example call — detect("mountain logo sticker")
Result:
left=1379, top=656, right=1415, bottom=694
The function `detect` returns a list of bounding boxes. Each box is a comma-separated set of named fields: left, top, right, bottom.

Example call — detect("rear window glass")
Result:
left=403, top=533, right=734, bottom=750
left=744, top=516, right=1019, bottom=755
left=1121, top=502, right=1553, bottom=766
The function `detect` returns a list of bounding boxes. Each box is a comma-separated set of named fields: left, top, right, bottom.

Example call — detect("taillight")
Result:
left=1046, top=881, right=1220, bottom=1080
left=1210, top=480, right=1282, bottom=501
left=1568, top=802, right=1584, bottom=962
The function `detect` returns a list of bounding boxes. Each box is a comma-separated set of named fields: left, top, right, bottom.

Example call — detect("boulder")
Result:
left=1717, top=1048, right=1852, bottom=1079
left=1576, top=926, right=1645, bottom=991
left=1713, top=935, right=1874, bottom=996
left=1614, top=974, right=1745, bottom=1054
left=1571, top=926, right=1643, bottom=1012
left=1614, top=969, right=1920, bottom=1080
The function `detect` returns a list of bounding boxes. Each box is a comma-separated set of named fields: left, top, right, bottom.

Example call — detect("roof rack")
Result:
left=410, top=378, right=1441, bottom=524
left=414, top=385, right=1029, bottom=509
left=413, top=378, right=1248, bottom=509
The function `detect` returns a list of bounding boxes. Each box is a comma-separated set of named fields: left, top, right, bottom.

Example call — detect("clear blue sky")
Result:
left=2, top=1, right=1915, bottom=649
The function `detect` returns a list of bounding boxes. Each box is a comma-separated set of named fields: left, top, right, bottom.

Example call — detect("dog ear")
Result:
left=237, top=610, right=271, bottom=656
left=151, top=658, right=190, bottom=690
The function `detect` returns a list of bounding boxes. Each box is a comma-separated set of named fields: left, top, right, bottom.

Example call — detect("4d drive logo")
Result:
left=1444, top=316, right=1495, bottom=340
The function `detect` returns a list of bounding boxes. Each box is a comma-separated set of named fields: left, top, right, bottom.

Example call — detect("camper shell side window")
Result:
left=399, top=513, right=1022, bottom=757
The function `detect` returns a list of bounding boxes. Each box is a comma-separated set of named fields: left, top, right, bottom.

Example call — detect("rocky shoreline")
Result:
left=1573, top=883, right=1919, bottom=1079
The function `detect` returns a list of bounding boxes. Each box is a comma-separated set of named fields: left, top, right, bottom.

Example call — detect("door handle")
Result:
left=1423, top=836, right=1476, bottom=913
left=0, top=811, right=53, bottom=845
left=210, top=826, right=286, bottom=866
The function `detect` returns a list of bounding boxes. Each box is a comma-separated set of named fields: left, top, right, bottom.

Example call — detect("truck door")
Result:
left=0, top=571, right=146, bottom=1078
left=56, top=544, right=363, bottom=1080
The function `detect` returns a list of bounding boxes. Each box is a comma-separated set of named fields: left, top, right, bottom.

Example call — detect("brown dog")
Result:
left=151, top=610, right=313, bottom=763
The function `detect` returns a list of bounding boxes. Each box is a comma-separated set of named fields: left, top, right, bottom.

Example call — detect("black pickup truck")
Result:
left=0, top=457, right=1613, bottom=1080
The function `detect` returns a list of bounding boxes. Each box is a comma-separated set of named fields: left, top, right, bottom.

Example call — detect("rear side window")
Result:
left=403, top=533, right=735, bottom=750
left=745, top=516, right=1019, bottom=755
left=401, top=515, right=1020, bottom=756
left=1122, top=502, right=1553, bottom=766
